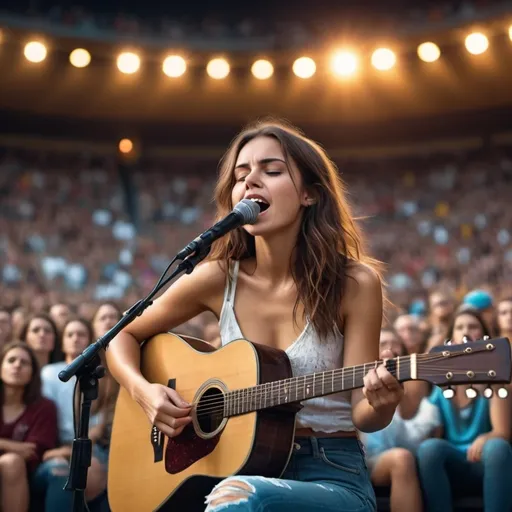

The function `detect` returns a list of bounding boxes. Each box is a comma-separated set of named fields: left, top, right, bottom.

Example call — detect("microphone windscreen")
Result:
left=234, top=199, right=260, bottom=224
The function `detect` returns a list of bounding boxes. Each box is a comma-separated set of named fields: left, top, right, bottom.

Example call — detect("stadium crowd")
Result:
left=0, top=140, right=512, bottom=511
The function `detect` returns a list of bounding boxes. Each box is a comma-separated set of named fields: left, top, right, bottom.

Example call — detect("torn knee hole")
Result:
left=206, top=480, right=253, bottom=510
left=51, top=466, right=69, bottom=477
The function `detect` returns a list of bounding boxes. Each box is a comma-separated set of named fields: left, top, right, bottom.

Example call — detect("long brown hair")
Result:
left=0, top=341, right=42, bottom=407
left=208, top=119, right=383, bottom=338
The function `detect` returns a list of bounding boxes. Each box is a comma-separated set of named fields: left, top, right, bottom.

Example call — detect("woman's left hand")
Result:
left=362, top=349, right=404, bottom=412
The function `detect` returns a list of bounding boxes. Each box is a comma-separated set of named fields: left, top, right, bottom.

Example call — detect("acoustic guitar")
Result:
left=108, top=333, right=511, bottom=511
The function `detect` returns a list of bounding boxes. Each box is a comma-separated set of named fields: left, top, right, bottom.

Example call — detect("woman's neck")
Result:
left=253, top=224, right=301, bottom=284
left=3, top=386, right=25, bottom=406
left=35, top=351, right=50, bottom=370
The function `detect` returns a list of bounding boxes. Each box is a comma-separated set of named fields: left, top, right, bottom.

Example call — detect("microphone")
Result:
left=176, top=199, right=260, bottom=260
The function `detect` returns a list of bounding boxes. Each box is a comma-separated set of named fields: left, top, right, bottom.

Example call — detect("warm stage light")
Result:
left=206, top=58, right=230, bottom=79
left=69, top=48, right=91, bottom=68
left=508, top=25, right=512, bottom=41
left=465, top=32, right=489, bottom=55
left=417, top=42, right=441, bottom=63
left=331, top=51, right=358, bottom=77
left=117, top=52, right=141, bottom=74
left=24, top=41, right=47, bottom=63
left=292, top=57, right=316, bottom=79
left=119, top=139, right=133, bottom=154
left=371, top=48, right=396, bottom=71
left=251, top=59, right=274, bottom=80
left=162, top=55, right=186, bottom=77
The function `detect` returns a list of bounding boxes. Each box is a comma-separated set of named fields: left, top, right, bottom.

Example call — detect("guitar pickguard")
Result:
left=165, top=425, right=220, bottom=474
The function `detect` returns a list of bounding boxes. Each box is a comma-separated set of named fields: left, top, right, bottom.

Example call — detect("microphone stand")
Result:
left=58, top=246, right=211, bottom=512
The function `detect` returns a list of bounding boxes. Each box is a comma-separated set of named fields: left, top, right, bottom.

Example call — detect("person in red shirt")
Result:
left=0, top=341, right=58, bottom=512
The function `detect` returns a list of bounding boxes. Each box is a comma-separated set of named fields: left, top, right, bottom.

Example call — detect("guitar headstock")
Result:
left=418, top=337, right=511, bottom=398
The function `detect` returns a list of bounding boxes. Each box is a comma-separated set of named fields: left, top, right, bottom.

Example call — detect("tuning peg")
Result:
left=443, top=339, right=452, bottom=346
left=465, top=386, right=478, bottom=399
left=498, top=387, right=509, bottom=399
left=443, top=387, right=455, bottom=399
left=483, top=335, right=490, bottom=340
left=462, top=335, right=470, bottom=344
left=483, top=386, right=494, bottom=399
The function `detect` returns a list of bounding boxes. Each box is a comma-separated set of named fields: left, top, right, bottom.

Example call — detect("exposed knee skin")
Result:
left=0, top=453, right=27, bottom=482
left=390, top=448, right=416, bottom=477
left=206, top=478, right=254, bottom=511
left=0, top=453, right=29, bottom=512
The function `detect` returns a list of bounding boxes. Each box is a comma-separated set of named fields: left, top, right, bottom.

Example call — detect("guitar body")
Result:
left=108, top=333, right=298, bottom=512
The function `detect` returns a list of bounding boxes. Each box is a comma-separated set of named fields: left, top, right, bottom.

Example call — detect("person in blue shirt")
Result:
left=417, top=307, right=512, bottom=512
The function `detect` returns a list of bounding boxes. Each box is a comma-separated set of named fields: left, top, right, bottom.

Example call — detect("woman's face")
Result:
left=25, top=318, right=55, bottom=354
left=379, top=331, right=404, bottom=358
left=231, top=136, right=309, bottom=238
left=452, top=314, right=484, bottom=344
left=93, top=304, right=121, bottom=338
left=62, top=321, right=90, bottom=359
left=497, top=300, right=512, bottom=334
left=1, top=347, right=33, bottom=388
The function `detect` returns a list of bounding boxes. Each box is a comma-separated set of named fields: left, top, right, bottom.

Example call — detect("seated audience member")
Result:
left=462, top=289, right=496, bottom=335
left=19, top=314, right=63, bottom=370
left=497, top=296, right=512, bottom=340
left=360, top=329, right=441, bottom=512
left=33, top=318, right=107, bottom=511
left=417, top=308, right=512, bottom=512
left=393, top=314, right=425, bottom=354
left=427, top=288, right=456, bottom=349
left=92, top=302, right=123, bottom=456
left=48, top=303, right=73, bottom=335
left=0, top=308, right=12, bottom=347
left=0, top=342, right=58, bottom=512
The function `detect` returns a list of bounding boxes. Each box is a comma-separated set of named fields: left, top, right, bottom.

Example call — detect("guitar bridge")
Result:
left=151, top=426, right=164, bottom=463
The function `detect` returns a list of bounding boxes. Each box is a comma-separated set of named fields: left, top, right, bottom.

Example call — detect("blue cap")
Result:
left=409, top=299, right=426, bottom=316
left=463, top=290, right=493, bottom=311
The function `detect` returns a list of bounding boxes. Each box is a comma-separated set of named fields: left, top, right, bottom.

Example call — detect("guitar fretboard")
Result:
left=223, top=355, right=413, bottom=417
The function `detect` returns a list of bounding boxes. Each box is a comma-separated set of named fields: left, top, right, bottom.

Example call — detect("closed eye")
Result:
left=266, top=171, right=281, bottom=176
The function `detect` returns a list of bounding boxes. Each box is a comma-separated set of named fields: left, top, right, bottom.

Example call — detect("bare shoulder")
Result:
left=344, top=261, right=383, bottom=300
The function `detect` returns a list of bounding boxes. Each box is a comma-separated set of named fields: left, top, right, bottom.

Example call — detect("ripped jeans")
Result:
left=205, top=437, right=376, bottom=512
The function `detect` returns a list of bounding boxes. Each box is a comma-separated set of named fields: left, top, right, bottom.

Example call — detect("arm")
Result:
left=344, top=264, right=403, bottom=433
left=0, top=439, right=37, bottom=460
left=105, top=260, right=225, bottom=437
left=398, top=381, right=431, bottom=420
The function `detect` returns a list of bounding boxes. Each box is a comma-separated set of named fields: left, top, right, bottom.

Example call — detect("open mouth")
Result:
left=248, top=198, right=270, bottom=214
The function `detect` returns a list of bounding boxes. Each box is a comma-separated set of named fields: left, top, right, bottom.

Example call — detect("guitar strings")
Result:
left=194, top=364, right=478, bottom=417
left=193, top=368, right=489, bottom=418
left=193, top=351, right=478, bottom=412
left=193, top=351, right=457, bottom=410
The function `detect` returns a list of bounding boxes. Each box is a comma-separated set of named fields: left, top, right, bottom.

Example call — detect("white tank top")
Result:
left=219, top=260, right=354, bottom=433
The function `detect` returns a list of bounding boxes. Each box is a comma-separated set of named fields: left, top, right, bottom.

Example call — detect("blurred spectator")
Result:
left=497, top=296, right=512, bottom=340
left=18, top=314, right=63, bottom=369
left=462, top=289, right=496, bottom=335
left=417, top=308, right=512, bottom=511
left=0, top=308, right=12, bottom=347
left=360, top=329, right=440, bottom=512
left=0, top=342, right=58, bottom=512
left=48, top=303, right=73, bottom=334
left=35, top=318, right=107, bottom=510
left=393, top=314, right=425, bottom=354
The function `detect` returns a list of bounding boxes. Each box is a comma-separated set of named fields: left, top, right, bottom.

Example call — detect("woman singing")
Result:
left=106, top=120, right=403, bottom=511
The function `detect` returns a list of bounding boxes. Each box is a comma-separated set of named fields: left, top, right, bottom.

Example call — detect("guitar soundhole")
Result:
left=196, top=386, right=225, bottom=435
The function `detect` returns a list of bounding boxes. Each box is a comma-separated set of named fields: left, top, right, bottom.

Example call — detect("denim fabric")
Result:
left=205, top=436, right=376, bottom=512
left=417, top=437, right=512, bottom=512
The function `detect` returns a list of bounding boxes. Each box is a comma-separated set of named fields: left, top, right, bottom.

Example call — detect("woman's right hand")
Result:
left=135, top=382, right=192, bottom=438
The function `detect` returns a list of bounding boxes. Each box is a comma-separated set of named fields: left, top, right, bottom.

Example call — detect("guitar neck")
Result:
left=224, top=354, right=416, bottom=417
